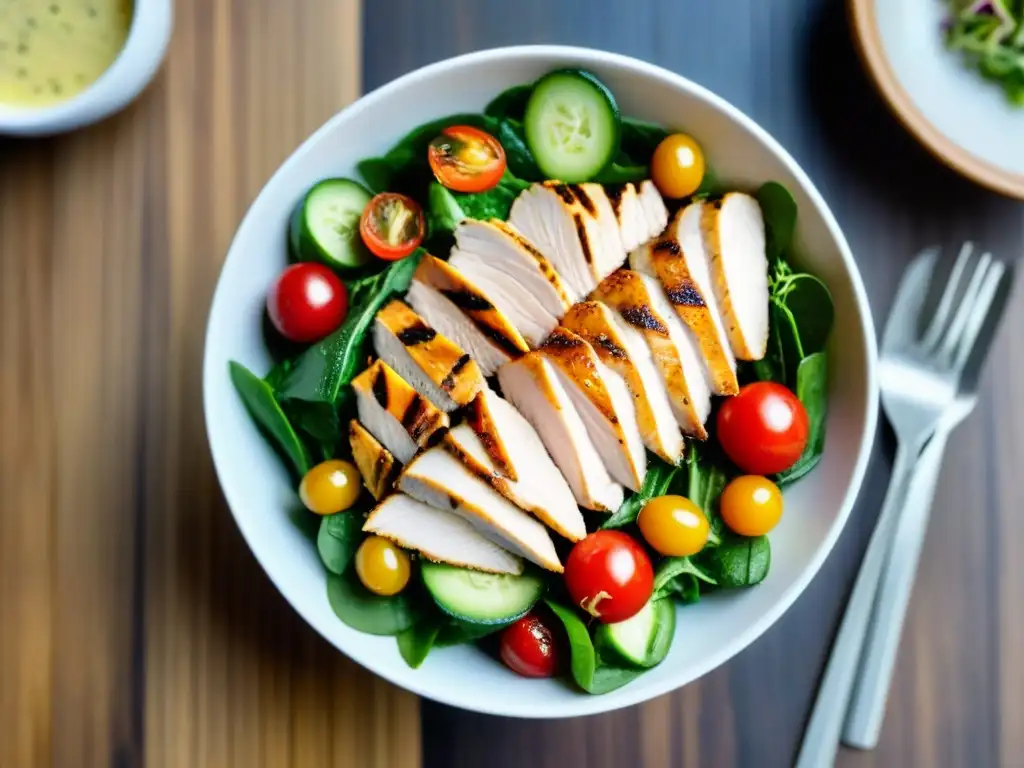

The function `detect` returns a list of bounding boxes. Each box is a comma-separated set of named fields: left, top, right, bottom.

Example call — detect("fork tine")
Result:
left=882, top=247, right=940, bottom=352
left=937, top=251, right=993, bottom=362
left=951, top=259, right=1007, bottom=372
left=920, top=242, right=974, bottom=350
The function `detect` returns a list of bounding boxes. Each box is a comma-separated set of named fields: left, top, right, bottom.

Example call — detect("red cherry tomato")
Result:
left=359, top=193, right=425, bottom=261
left=267, top=262, right=348, bottom=344
left=716, top=382, right=809, bottom=475
left=499, top=613, right=558, bottom=678
left=427, top=125, right=507, bottom=193
left=564, top=531, right=653, bottom=624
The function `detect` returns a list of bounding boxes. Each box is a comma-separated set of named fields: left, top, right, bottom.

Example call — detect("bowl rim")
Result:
left=848, top=0, right=1024, bottom=200
left=203, top=43, right=880, bottom=718
left=0, top=0, right=173, bottom=136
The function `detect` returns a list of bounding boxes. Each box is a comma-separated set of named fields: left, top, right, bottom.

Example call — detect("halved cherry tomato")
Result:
left=638, top=495, right=710, bottom=557
left=651, top=133, right=705, bottom=199
left=499, top=613, right=558, bottom=678
left=716, top=382, right=809, bottom=475
left=359, top=193, right=425, bottom=261
left=267, top=262, right=348, bottom=343
left=564, top=530, right=653, bottom=624
left=720, top=475, right=784, bottom=537
left=427, top=125, right=507, bottom=193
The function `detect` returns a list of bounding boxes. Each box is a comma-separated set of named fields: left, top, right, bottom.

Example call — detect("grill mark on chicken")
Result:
left=439, top=354, right=472, bottom=393
left=401, top=397, right=429, bottom=438
left=497, top=222, right=571, bottom=305
left=373, top=451, right=400, bottom=497
left=592, top=334, right=627, bottom=359
left=397, top=323, right=437, bottom=346
left=442, top=289, right=494, bottom=312
left=478, top=323, right=528, bottom=358
left=372, top=366, right=389, bottom=408
left=605, top=185, right=624, bottom=220
left=542, top=330, right=586, bottom=351
left=652, top=238, right=681, bottom=256
left=464, top=395, right=516, bottom=479
left=574, top=214, right=594, bottom=265
left=425, top=425, right=449, bottom=448
left=570, top=184, right=597, bottom=216
left=551, top=184, right=577, bottom=205
left=666, top=281, right=706, bottom=307
left=620, top=305, right=669, bottom=335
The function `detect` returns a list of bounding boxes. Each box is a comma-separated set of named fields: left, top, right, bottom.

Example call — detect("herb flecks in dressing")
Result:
left=0, top=1, right=133, bottom=107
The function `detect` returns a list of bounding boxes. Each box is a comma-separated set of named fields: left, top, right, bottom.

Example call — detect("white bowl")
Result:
left=0, top=0, right=172, bottom=136
left=203, top=45, right=879, bottom=719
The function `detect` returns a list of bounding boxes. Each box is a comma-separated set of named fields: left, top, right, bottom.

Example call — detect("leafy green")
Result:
left=397, top=617, right=442, bottom=668
left=485, top=84, right=533, bottom=120
left=592, top=161, right=649, bottom=185
left=686, top=443, right=729, bottom=543
left=497, top=119, right=544, bottom=181
left=316, top=509, right=364, bottom=575
left=546, top=600, right=644, bottom=694
left=228, top=361, right=310, bottom=480
left=945, top=1, right=1024, bottom=107
left=273, top=252, right=423, bottom=446
left=454, top=170, right=530, bottom=220
left=653, top=556, right=717, bottom=600
left=695, top=534, right=771, bottom=588
left=776, top=352, right=829, bottom=487
left=756, top=181, right=798, bottom=262
left=602, top=457, right=682, bottom=529
left=326, top=570, right=423, bottom=636
left=434, top=617, right=510, bottom=647
left=658, top=572, right=702, bottom=604
left=618, top=117, right=670, bottom=162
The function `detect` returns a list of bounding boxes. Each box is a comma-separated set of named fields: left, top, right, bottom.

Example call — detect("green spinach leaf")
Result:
left=452, top=170, right=530, bottom=221
left=602, top=457, right=681, bottom=529
left=434, top=618, right=510, bottom=647
left=653, top=556, right=717, bottom=600
left=756, top=181, right=798, bottom=263
left=397, top=617, right=442, bottom=669
left=229, top=361, right=311, bottom=480
left=592, top=161, right=649, bottom=185
left=657, top=572, right=702, bottom=604
left=685, top=443, right=729, bottom=542
left=546, top=600, right=644, bottom=695
left=497, top=119, right=543, bottom=181
left=695, top=534, right=771, bottom=588
left=274, top=252, right=423, bottom=445
left=776, top=351, right=828, bottom=487
left=326, top=570, right=422, bottom=636
left=485, top=84, right=533, bottom=120
left=316, top=509, right=364, bottom=575
left=618, top=117, right=669, bottom=162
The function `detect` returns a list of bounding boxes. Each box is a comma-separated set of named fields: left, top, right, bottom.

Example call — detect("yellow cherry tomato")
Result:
left=651, top=133, right=706, bottom=199
left=298, top=459, right=361, bottom=515
left=637, top=494, right=710, bottom=557
left=355, top=536, right=411, bottom=596
left=720, top=476, right=783, bottom=537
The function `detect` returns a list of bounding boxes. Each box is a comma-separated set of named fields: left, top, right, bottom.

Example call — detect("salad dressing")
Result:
left=0, top=0, right=133, bottom=108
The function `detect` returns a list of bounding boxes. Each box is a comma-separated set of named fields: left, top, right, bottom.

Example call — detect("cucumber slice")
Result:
left=595, top=598, right=676, bottom=668
left=523, top=69, right=621, bottom=183
left=289, top=178, right=372, bottom=270
left=420, top=562, right=545, bottom=625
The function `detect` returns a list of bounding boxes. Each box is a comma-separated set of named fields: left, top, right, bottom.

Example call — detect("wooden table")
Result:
left=2, top=1, right=1021, bottom=766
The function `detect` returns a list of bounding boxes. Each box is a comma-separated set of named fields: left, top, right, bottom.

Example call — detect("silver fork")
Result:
left=795, top=243, right=1009, bottom=768
left=843, top=250, right=1013, bottom=749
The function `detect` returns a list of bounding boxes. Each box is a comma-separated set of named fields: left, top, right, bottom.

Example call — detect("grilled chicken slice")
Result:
left=445, top=424, right=586, bottom=542
left=507, top=182, right=604, bottom=302
left=351, top=360, right=450, bottom=464
left=701, top=192, right=769, bottom=361
left=540, top=328, right=647, bottom=491
left=406, top=254, right=529, bottom=376
left=562, top=301, right=684, bottom=464
left=497, top=352, right=624, bottom=512
left=592, top=269, right=711, bottom=438
left=629, top=202, right=739, bottom=395
left=637, top=180, right=669, bottom=236
left=364, top=492, right=523, bottom=575
left=399, top=447, right=563, bottom=572
left=449, top=219, right=572, bottom=348
left=373, top=299, right=484, bottom=412
left=605, top=183, right=651, bottom=252
left=568, top=182, right=627, bottom=283
left=348, top=420, right=401, bottom=501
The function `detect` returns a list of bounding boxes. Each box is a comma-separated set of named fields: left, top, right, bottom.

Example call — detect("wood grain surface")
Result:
left=3, top=1, right=1022, bottom=767
left=362, top=1, right=1024, bottom=767
left=0, top=1, right=421, bottom=767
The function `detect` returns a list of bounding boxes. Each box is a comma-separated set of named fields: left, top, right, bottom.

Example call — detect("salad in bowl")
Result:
left=226, top=65, right=835, bottom=693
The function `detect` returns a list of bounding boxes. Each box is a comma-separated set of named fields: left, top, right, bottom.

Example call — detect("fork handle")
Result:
left=841, top=428, right=950, bottom=749
left=795, top=441, right=923, bottom=768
